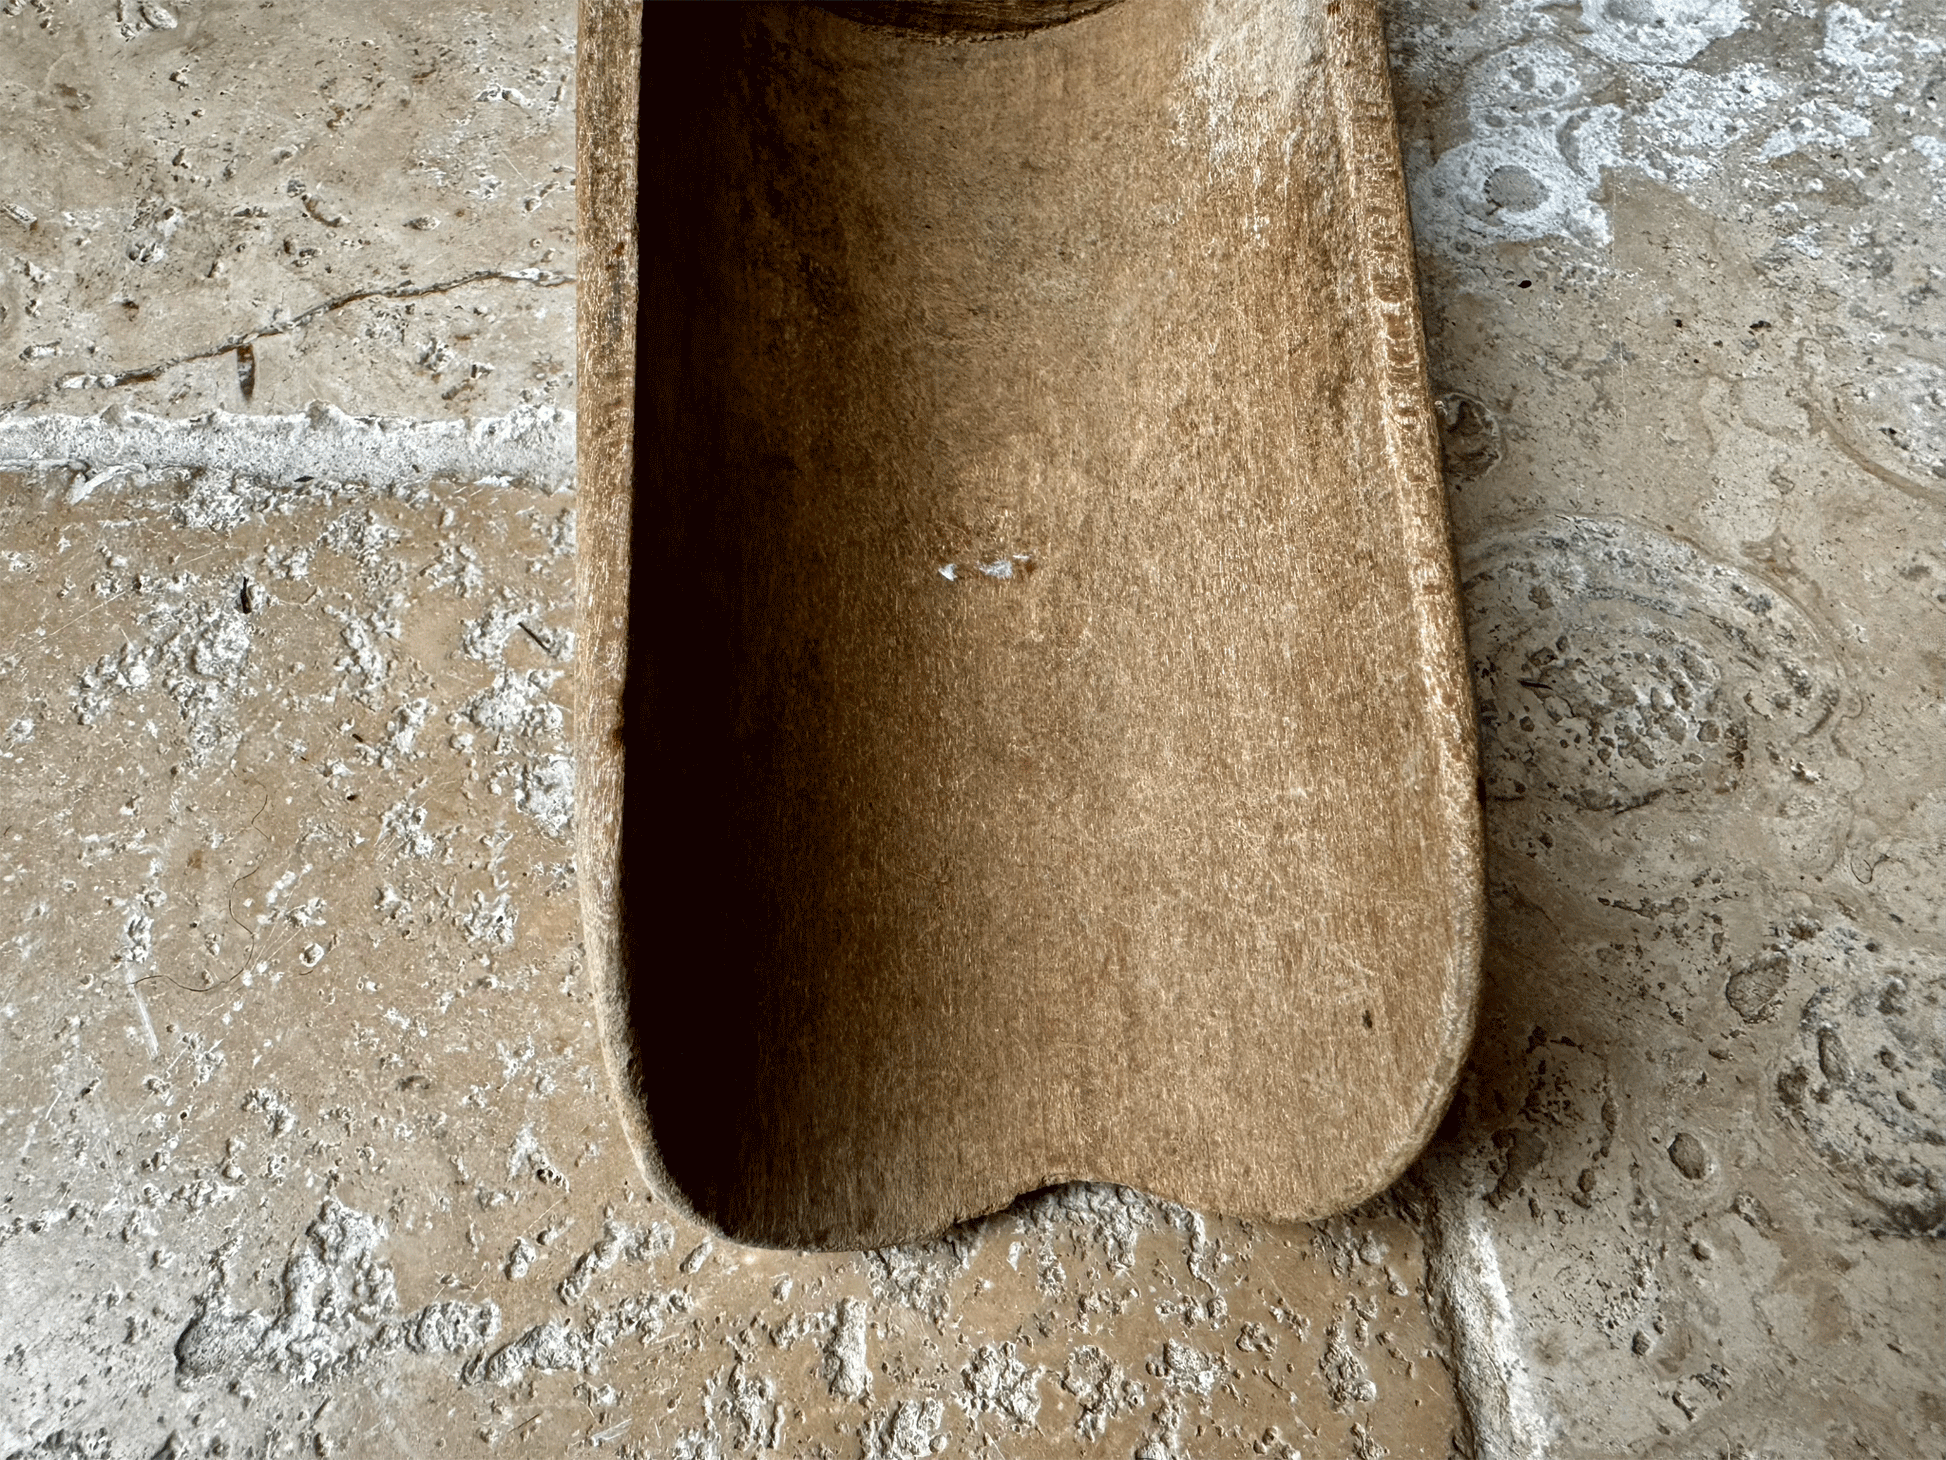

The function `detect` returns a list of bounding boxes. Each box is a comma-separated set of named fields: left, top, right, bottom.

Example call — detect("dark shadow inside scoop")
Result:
left=621, top=5, right=1136, bottom=1247
left=626, top=9, right=770, bottom=1242
left=818, top=1, right=1124, bottom=37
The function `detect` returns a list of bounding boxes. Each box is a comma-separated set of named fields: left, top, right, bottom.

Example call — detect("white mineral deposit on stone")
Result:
left=461, top=667, right=565, bottom=738
left=515, top=753, right=574, bottom=837
left=477, top=1319, right=597, bottom=1384
left=821, top=1296, right=872, bottom=1401
left=860, top=1232, right=979, bottom=1321
left=323, top=604, right=397, bottom=696
left=1397, top=0, right=1942, bottom=250
left=174, top=1198, right=500, bottom=1385
left=958, top=1340, right=1043, bottom=1428
left=859, top=1397, right=947, bottom=1460
left=0, top=408, right=574, bottom=494
left=1061, top=1345, right=1149, bottom=1441
left=679, top=1236, right=713, bottom=1274
left=558, top=1217, right=669, bottom=1303
left=724, top=1358, right=787, bottom=1451
left=460, top=598, right=570, bottom=663
left=1155, top=1338, right=1228, bottom=1399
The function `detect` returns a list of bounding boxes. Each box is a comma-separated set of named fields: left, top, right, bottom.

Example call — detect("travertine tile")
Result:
left=0, top=467, right=1468, bottom=1458
left=1390, top=0, right=1946, bottom=1451
left=0, top=0, right=575, bottom=420
left=2, top=0, right=1942, bottom=1455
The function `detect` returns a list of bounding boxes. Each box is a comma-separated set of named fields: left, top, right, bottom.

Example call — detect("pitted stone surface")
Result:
left=2, top=0, right=1943, bottom=1456
left=0, top=0, right=575, bottom=420
left=1393, top=0, right=1946, bottom=1451
left=0, top=464, right=1465, bottom=1458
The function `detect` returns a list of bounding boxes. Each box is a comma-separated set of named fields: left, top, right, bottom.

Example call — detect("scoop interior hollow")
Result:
left=579, top=0, right=1484, bottom=1250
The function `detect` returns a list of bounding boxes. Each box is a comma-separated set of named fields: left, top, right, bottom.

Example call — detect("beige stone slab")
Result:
left=0, top=0, right=575, bottom=420
left=0, top=464, right=1470, bottom=1458
left=1388, top=0, right=1946, bottom=1452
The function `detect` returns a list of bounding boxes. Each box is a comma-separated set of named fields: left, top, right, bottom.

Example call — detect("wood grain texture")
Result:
left=818, top=1, right=1127, bottom=36
left=575, top=0, right=649, bottom=1192
left=577, top=0, right=1482, bottom=1251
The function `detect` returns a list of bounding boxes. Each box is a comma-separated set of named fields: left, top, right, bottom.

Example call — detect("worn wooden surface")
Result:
left=576, top=0, right=651, bottom=1209
left=577, top=0, right=1482, bottom=1250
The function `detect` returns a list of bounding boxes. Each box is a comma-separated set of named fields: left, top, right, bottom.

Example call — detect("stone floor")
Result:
left=0, top=2, right=1939, bottom=1458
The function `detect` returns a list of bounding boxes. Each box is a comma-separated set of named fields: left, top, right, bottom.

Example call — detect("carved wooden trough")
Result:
left=576, top=0, right=1482, bottom=1250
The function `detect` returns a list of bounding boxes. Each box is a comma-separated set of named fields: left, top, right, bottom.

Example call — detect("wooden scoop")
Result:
left=576, top=0, right=1482, bottom=1250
